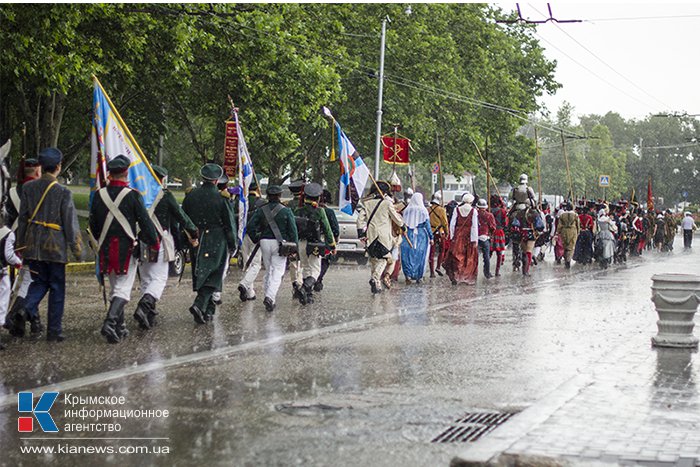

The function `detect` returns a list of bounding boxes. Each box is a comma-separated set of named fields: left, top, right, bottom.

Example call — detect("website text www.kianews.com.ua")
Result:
left=20, top=443, right=170, bottom=455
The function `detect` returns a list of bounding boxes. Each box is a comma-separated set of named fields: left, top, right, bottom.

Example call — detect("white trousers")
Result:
left=17, top=268, right=32, bottom=299
left=212, top=252, right=231, bottom=303
left=109, top=257, right=138, bottom=301
left=138, top=247, right=168, bottom=300
left=289, top=240, right=322, bottom=285
left=0, top=273, right=10, bottom=326
left=260, top=239, right=287, bottom=303
left=239, top=236, right=262, bottom=298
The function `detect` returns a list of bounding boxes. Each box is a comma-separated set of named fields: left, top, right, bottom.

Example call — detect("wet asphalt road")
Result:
left=0, top=239, right=698, bottom=466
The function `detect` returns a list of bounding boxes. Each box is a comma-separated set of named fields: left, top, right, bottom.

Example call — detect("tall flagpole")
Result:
left=373, top=17, right=388, bottom=179
left=535, top=126, right=542, bottom=204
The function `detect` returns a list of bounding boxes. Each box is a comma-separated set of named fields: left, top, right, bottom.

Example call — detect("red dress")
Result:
left=444, top=208, right=478, bottom=285
left=491, top=207, right=508, bottom=252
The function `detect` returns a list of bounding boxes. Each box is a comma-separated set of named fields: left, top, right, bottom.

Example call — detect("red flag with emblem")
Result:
left=382, top=136, right=410, bottom=165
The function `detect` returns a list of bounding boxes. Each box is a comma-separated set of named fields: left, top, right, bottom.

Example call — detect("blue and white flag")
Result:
left=90, top=76, right=162, bottom=208
left=236, top=110, right=254, bottom=246
left=336, top=121, right=370, bottom=215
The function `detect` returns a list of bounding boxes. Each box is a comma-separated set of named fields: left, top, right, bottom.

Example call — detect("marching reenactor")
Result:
left=290, top=182, right=336, bottom=305
left=357, top=181, right=404, bottom=294
left=182, top=163, right=236, bottom=324
left=133, top=165, right=198, bottom=330
left=314, top=189, right=339, bottom=292
left=0, top=221, right=23, bottom=349
left=556, top=202, right=580, bottom=269
left=89, top=155, right=159, bottom=343
left=490, top=195, right=508, bottom=276
left=428, top=193, right=449, bottom=278
left=246, top=185, right=298, bottom=311
left=11, top=147, right=82, bottom=342
left=388, top=188, right=411, bottom=283
left=237, top=181, right=265, bottom=302
left=286, top=179, right=305, bottom=208
left=4, top=158, right=41, bottom=324
left=212, top=173, right=237, bottom=305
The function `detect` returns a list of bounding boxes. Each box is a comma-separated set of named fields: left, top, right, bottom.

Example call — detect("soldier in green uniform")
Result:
left=286, top=179, right=305, bottom=209
left=246, top=185, right=298, bottom=311
left=182, top=163, right=236, bottom=324
left=314, top=189, right=339, bottom=292
left=212, top=172, right=237, bottom=305
left=133, top=165, right=198, bottom=330
left=290, top=182, right=336, bottom=305
left=89, top=155, right=159, bottom=343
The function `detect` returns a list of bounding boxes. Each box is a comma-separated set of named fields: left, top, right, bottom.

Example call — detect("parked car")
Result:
left=332, top=207, right=367, bottom=265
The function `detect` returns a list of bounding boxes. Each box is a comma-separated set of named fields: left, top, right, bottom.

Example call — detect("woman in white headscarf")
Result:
left=400, top=192, right=433, bottom=283
left=444, top=193, right=479, bottom=285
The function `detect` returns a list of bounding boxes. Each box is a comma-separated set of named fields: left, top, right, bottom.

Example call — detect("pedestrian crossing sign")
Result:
left=598, top=175, right=610, bottom=187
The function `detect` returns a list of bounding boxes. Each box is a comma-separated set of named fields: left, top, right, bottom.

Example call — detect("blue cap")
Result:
left=38, top=147, right=63, bottom=167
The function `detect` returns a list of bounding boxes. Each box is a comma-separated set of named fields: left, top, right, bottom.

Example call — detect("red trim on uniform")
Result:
left=109, top=180, right=130, bottom=187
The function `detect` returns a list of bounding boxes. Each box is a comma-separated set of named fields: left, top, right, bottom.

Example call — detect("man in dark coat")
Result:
left=133, top=165, right=198, bottom=330
left=89, top=155, right=159, bottom=343
left=13, top=148, right=82, bottom=341
left=182, top=163, right=236, bottom=324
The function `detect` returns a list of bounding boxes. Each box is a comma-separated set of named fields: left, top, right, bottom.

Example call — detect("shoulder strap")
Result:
left=366, top=199, right=384, bottom=227
left=147, top=189, right=166, bottom=236
left=0, top=226, right=11, bottom=242
left=261, top=204, right=285, bottom=242
left=28, top=181, right=57, bottom=223
left=96, top=188, right=136, bottom=249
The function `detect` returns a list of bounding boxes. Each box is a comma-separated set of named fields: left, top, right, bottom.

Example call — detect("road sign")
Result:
left=432, top=173, right=438, bottom=184
left=598, top=175, right=610, bottom=187
left=431, top=162, right=440, bottom=174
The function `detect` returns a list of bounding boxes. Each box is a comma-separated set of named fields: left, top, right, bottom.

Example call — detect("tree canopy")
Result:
left=1, top=3, right=559, bottom=189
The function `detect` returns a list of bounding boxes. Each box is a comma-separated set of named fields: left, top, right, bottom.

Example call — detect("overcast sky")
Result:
left=493, top=2, right=700, bottom=121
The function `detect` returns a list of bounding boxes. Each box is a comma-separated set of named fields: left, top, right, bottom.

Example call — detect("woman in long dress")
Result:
left=444, top=193, right=479, bottom=285
left=400, top=192, right=433, bottom=283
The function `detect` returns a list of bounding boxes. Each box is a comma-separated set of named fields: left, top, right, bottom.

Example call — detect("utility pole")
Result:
left=373, top=17, right=389, bottom=179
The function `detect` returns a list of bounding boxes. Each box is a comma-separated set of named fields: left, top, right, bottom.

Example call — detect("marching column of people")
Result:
left=2, top=162, right=696, bottom=349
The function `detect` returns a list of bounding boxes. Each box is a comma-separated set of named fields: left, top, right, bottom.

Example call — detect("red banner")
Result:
left=382, top=136, right=410, bottom=165
left=223, top=120, right=238, bottom=177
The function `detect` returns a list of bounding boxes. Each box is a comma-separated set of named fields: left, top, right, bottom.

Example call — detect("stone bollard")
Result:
left=650, top=273, right=700, bottom=348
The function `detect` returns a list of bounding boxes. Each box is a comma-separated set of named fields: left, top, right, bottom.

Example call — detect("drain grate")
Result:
left=431, top=411, right=516, bottom=443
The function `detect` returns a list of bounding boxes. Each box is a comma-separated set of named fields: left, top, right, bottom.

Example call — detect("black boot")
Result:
left=133, top=294, right=153, bottom=330
left=369, top=279, right=382, bottom=294
left=293, top=282, right=307, bottom=305
left=189, top=305, right=206, bottom=324
left=313, top=279, right=324, bottom=292
left=7, top=306, right=26, bottom=337
left=292, top=282, right=305, bottom=304
left=102, top=298, right=127, bottom=344
left=302, top=276, right=316, bottom=305
left=205, top=299, right=216, bottom=322
left=29, top=313, right=43, bottom=336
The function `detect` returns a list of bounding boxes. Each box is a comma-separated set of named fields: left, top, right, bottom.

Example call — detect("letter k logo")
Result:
left=18, top=392, right=59, bottom=432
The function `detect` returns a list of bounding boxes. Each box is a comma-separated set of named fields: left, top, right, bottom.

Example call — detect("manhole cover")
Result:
left=431, top=411, right=517, bottom=443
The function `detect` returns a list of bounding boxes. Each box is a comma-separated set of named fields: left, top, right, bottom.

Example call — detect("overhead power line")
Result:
left=529, top=4, right=672, bottom=110
left=533, top=31, right=659, bottom=112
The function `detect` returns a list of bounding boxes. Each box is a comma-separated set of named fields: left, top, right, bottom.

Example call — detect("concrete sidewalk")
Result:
left=453, top=252, right=700, bottom=467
